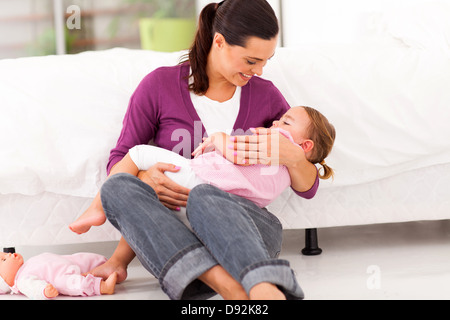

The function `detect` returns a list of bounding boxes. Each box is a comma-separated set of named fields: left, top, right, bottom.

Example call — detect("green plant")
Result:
left=108, top=0, right=196, bottom=39
left=27, top=28, right=77, bottom=56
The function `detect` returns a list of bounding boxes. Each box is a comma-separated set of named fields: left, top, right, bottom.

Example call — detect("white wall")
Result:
left=196, top=0, right=450, bottom=48
left=281, top=0, right=442, bottom=46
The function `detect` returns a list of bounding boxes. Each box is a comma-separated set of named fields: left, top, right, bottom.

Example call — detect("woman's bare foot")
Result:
left=249, top=282, right=286, bottom=300
left=198, top=265, right=249, bottom=300
left=100, top=272, right=118, bottom=295
left=86, top=258, right=128, bottom=284
left=69, top=207, right=106, bottom=234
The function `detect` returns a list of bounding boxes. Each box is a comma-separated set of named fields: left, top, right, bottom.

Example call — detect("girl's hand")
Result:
left=137, top=162, right=190, bottom=210
left=192, top=132, right=231, bottom=158
left=192, top=137, right=216, bottom=158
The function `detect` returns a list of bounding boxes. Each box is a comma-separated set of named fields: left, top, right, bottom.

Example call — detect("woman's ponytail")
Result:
left=183, top=3, right=218, bottom=94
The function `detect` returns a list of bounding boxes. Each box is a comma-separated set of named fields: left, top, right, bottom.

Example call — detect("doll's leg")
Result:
left=64, top=252, right=108, bottom=274
left=100, top=272, right=117, bottom=295
left=56, top=271, right=117, bottom=296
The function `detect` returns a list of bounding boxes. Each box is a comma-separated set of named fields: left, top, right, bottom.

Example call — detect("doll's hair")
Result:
left=303, top=106, right=336, bottom=180
left=181, top=0, right=279, bottom=95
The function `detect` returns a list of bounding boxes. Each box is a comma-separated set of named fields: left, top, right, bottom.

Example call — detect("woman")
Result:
left=94, top=0, right=318, bottom=300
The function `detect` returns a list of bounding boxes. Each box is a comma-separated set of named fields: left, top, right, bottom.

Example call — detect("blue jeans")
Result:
left=101, top=173, right=304, bottom=300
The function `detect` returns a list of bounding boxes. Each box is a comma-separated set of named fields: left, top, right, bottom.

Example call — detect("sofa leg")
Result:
left=301, top=228, right=322, bottom=255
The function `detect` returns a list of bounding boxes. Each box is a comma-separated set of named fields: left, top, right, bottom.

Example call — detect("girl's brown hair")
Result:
left=303, top=106, right=336, bottom=180
left=181, top=0, right=279, bottom=95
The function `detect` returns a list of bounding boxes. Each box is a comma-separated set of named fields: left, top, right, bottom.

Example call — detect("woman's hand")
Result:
left=230, top=128, right=306, bottom=167
left=137, top=162, right=190, bottom=210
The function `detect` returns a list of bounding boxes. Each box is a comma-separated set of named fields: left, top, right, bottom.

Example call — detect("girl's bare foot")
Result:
left=85, top=258, right=128, bottom=284
left=249, top=282, right=286, bottom=300
left=69, top=207, right=106, bottom=234
left=100, top=272, right=118, bottom=295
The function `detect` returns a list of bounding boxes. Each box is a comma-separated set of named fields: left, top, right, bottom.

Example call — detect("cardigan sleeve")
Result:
left=107, top=72, right=160, bottom=174
left=291, top=168, right=319, bottom=199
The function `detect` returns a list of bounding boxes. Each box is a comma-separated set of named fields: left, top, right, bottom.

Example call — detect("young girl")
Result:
left=70, top=106, right=335, bottom=235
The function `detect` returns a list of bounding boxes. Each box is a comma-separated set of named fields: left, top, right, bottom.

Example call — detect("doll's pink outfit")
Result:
left=8, top=252, right=106, bottom=299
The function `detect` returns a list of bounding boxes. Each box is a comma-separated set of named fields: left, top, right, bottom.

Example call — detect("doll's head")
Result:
left=0, top=252, right=24, bottom=294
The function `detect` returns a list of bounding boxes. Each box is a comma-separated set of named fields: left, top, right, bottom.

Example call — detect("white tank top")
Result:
left=189, top=82, right=241, bottom=136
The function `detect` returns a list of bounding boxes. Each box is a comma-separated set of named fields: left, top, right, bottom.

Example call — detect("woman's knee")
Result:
left=100, top=173, right=132, bottom=214
left=101, top=173, right=135, bottom=199
left=100, top=173, right=156, bottom=215
left=186, top=184, right=224, bottom=223
left=187, top=184, right=224, bottom=212
left=188, top=184, right=225, bottom=205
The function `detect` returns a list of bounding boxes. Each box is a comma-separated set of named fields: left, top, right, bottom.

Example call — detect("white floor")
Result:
left=3, top=219, right=450, bottom=300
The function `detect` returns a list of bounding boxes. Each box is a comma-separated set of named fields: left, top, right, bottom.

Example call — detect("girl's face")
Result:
left=272, top=107, right=312, bottom=146
left=212, top=34, right=278, bottom=87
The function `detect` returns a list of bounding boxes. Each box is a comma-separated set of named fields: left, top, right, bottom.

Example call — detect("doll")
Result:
left=0, top=251, right=117, bottom=299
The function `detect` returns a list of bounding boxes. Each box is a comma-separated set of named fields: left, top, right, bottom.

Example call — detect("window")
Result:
left=0, top=0, right=196, bottom=59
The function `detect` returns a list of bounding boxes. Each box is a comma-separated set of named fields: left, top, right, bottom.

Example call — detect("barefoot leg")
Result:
left=249, top=282, right=286, bottom=300
left=198, top=265, right=249, bottom=300
left=86, top=237, right=135, bottom=283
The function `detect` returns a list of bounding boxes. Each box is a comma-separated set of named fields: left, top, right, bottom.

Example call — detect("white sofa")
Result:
left=1, top=34, right=450, bottom=252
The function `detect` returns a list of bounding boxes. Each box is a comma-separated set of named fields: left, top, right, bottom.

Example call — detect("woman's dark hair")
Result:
left=181, top=0, right=279, bottom=95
